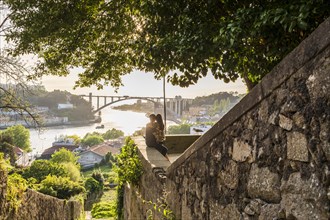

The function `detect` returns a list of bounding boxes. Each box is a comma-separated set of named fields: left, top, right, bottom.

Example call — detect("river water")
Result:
left=29, top=108, right=149, bottom=155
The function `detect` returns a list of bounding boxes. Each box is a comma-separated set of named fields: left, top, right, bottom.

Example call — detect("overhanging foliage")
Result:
left=3, top=0, right=329, bottom=90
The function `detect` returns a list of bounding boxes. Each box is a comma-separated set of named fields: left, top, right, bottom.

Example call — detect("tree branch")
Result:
left=0, top=14, right=9, bottom=30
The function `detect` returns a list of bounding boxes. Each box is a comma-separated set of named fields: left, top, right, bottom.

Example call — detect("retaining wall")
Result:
left=0, top=168, right=84, bottom=220
left=125, top=17, right=330, bottom=220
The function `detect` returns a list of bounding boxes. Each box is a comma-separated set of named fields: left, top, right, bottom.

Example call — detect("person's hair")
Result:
left=156, top=114, right=164, bottom=130
left=149, top=114, right=156, bottom=120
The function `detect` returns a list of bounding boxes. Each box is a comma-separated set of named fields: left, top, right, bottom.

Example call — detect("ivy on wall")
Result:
left=115, top=137, right=143, bottom=219
left=0, top=153, right=27, bottom=215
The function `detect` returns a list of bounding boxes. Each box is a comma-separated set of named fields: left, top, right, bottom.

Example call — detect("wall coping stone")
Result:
left=133, top=137, right=171, bottom=170
left=165, top=134, right=200, bottom=154
left=133, top=137, right=171, bottom=184
left=167, top=17, right=330, bottom=175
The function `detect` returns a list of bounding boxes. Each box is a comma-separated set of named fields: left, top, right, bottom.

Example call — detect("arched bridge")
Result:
left=80, top=93, right=193, bottom=118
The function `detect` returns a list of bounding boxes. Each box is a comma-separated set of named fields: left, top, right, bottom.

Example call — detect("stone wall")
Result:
left=0, top=167, right=84, bottom=220
left=0, top=169, right=7, bottom=215
left=124, top=137, right=170, bottom=220
left=165, top=17, right=330, bottom=220
left=125, top=18, right=330, bottom=220
left=165, top=134, right=200, bottom=154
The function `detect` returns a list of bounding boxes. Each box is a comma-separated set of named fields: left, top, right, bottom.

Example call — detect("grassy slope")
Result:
left=82, top=165, right=117, bottom=220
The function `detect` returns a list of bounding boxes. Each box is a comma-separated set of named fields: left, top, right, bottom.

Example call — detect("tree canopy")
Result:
left=102, top=128, right=124, bottom=140
left=38, top=175, right=85, bottom=199
left=0, top=57, right=40, bottom=124
left=50, top=148, right=79, bottom=165
left=81, top=134, right=104, bottom=147
left=1, top=125, right=31, bottom=152
left=23, top=159, right=69, bottom=182
left=3, top=0, right=329, bottom=90
left=168, top=123, right=191, bottom=135
left=0, top=133, right=16, bottom=165
left=1, top=4, right=40, bottom=123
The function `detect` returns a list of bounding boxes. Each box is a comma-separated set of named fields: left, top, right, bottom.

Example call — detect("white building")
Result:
left=45, top=116, right=69, bottom=124
left=78, top=142, right=120, bottom=169
left=57, top=103, right=74, bottom=109
left=14, top=147, right=29, bottom=167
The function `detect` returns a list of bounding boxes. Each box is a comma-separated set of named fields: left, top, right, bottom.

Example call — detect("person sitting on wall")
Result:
left=154, top=114, right=165, bottom=143
left=145, top=114, right=169, bottom=161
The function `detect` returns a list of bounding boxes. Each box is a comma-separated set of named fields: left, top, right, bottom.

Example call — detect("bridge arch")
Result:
left=92, top=97, right=181, bottom=123
left=93, top=97, right=160, bottom=113
left=82, top=94, right=191, bottom=123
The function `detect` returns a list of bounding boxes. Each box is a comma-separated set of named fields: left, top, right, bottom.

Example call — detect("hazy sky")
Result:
left=41, top=69, right=247, bottom=99
left=0, top=14, right=246, bottom=99
left=1, top=8, right=246, bottom=99
left=0, top=47, right=247, bottom=98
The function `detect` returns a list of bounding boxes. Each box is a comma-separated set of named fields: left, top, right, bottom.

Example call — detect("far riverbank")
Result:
left=29, top=108, right=149, bottom=155
left=0, top=117, right=101, bottom=130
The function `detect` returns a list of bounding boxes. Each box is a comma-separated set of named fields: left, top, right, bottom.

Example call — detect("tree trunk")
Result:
left=243, top=75, right=257, bottom=91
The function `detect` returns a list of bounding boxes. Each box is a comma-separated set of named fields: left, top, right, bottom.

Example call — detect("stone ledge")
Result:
left=133, top=137, right=171, bottom=171
left=167, top=17, right=330, bottom=175
left=165, top=134, right=200, bottom=154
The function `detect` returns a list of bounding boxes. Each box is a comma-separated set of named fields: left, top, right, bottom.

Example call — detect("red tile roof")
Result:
left=40, top=145, right=78, bottom=159
left=88, top=141, right=120, bottom=156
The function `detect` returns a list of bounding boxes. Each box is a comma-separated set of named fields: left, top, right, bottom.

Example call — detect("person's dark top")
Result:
left=145, top=122, right=157, bottom=147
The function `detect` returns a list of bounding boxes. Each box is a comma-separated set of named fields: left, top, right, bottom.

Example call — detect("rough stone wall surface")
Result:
left=125, top=18, right=330, bottom=220
left=0, top=169, right=7, bottom=215
left=124, top=147, right=168, bottom=220
left=165, top=18, right=330, bottom=220
left=0, top=169, right=83, bottom=220
left=12, top=189, right=83, bottom=220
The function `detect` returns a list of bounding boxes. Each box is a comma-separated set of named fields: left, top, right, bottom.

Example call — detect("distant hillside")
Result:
left=191, top=92, right=244, bottom=106
left=112, top=101, right=153, bottom=113
left=111, top=92, right=244, bottom=118
left=27, top=88, right=95, bottom=121
left=190, top=92, right=245, bottom=117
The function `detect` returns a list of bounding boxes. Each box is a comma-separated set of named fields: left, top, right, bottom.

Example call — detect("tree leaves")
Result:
left=2, top=0, right=329, bottom=90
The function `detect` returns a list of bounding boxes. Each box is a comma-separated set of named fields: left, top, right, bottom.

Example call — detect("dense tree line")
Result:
left=81, top=128, right=125, bottom=147
left=192, top=91, right=242, bottom=107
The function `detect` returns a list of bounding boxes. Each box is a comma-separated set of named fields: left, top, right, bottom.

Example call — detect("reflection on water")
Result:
left=30, top=108, right=149, bottom=154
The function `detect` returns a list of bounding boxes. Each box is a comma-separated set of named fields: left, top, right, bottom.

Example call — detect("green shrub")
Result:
left=50, top=148, right=79, bottom=165
left=115, top=137, right=143, bottom=219
left=167, top=123, right=191, bottom=134
left=91, top=201, right=116, bottom=219
left=102, top=172, right=109, bottom=179
left=6, top=173, right=28, bottom=211
left=23, top=160, right=69, bottom=182
left=81, top=135, right=104, bottom=147
left=61, top=162, right=81, bottom=182
left=105, top=151, right=116, bottom=163
left=102, top=128, right=124, bottom=140
left=66, top=135, right=81, bottom=145
left=107, top=172, right=117, bottom=184
left=0, top=152, right=11, bottom=170
left=116, top=137, right=142, bottom=186
left=2, top=125, right=31, bottom=152
left=38, top=175, right=85, bottom=199
left=85, top=177, right=103, bottom=193
left=92, top=170, right=104, bottom=185
left=0, top=133, right=16, bottom=165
